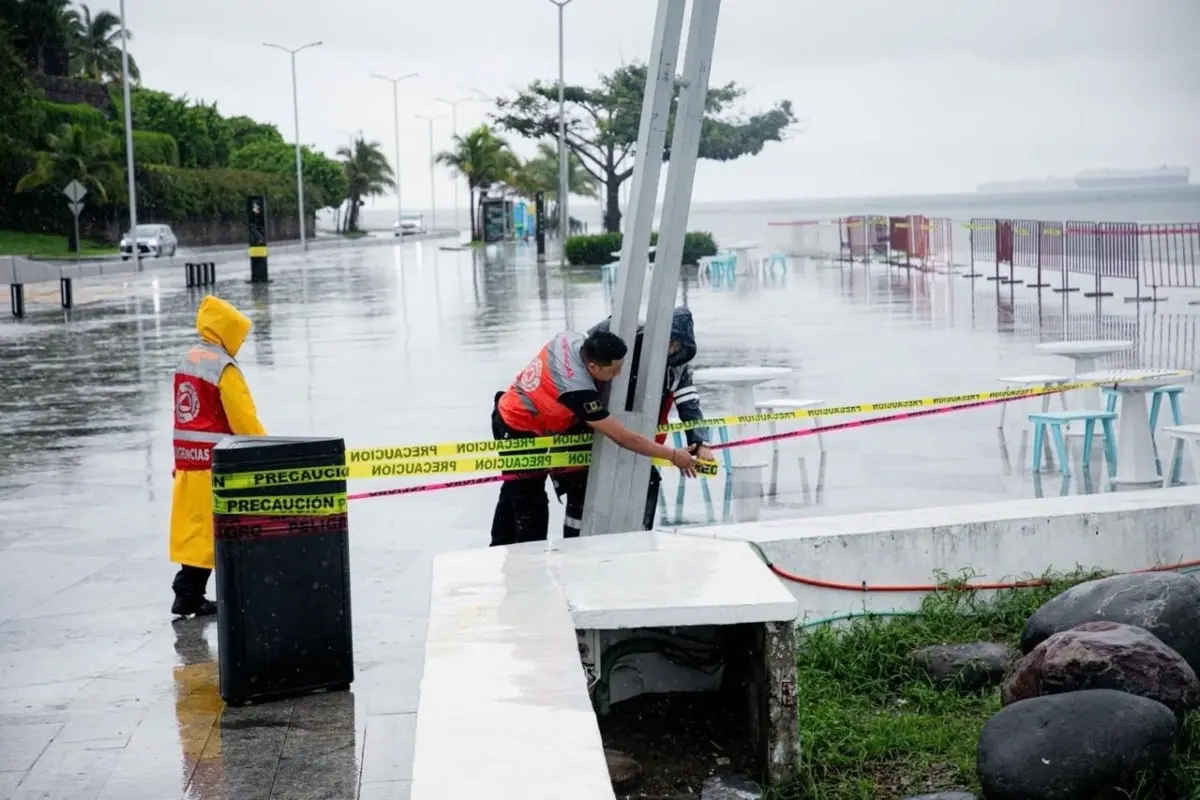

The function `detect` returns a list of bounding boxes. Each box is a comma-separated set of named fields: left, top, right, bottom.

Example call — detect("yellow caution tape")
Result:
left=215, top=372, right=1187, bottom=488
left=213, top=493, right=348, bottom=516
left=216, top=452, right=720, bottom=490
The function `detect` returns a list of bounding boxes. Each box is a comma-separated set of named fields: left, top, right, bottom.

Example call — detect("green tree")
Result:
left=15, top=121, right=122, bottom=201
left=4, top=0, right=77, bottom=75
left=336, top=137, right=393, bottom=233
left=509, top=141, right=599, bottom=203
left=435, top=125, right=519, bottom=241
left=494, top=62, right=797, bottom=232
left=229, top=139, right=347, bottom=211
left=226, top=115, right=283, bottom=152
left=112, top=88, right=232, bottom=168
left=68, top=3, right=138, bottom=83
left=0, top=27, right=45, bottom=155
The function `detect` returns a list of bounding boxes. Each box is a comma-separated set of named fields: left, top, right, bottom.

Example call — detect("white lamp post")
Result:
left=371, top=72, right=419, bottom=233
left=263, top=40, right=323, bottom=252
left=434, top=96, right=479, bottom=234
left=548, top=0, right=575, bottom=267
left=414, top=114, right=446, bottom=231
left=118, top=0, right=138, bottom=270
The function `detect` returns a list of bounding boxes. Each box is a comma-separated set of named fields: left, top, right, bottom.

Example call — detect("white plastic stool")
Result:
left=997, top=374, right=1069, bottom=469
left=1162, top=424, right=1200, bottom=487
left=754, top=398, right=825, bottom=499
left=730, top=462, right=767, bottom=522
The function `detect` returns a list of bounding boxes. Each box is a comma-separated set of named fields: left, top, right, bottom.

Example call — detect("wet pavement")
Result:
left=1, top=238, right=1198, bottom=798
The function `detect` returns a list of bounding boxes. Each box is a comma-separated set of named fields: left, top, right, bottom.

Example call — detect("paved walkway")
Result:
left=1, top=239, right=1196, bottom=798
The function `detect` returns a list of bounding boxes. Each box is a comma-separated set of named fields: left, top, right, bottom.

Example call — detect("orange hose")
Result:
left=766, top=558, right=1200, bottom=593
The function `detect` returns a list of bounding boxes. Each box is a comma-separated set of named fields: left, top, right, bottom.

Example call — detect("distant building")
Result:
left=1073, top=166, right=1190, bottom=189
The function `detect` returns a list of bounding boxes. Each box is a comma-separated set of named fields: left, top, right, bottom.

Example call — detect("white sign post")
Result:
left=62, top=179, right=87, bottom=255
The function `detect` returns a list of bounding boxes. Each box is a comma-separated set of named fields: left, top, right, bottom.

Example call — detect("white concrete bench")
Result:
left=411, top=532, right=799, bottom=799
left=679, top=487, right=1200, bottom=623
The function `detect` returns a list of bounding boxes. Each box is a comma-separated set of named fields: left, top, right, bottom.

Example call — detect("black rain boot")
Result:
left=172, top=567, right=217, bottom=618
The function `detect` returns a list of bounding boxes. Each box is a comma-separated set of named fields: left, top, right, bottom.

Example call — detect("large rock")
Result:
left=1022, top=571, right=1200, bottom=673
left=1004, top=621, right=1200, bottom=711
left=977, top=689, right=1177, bottom=800
left=911, top=642, right=1018, bottom=692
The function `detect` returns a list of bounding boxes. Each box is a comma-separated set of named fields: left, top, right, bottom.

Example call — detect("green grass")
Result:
left=0, top=229, right=118, bottom=257
left=771, top=570, right=1200, bottom=800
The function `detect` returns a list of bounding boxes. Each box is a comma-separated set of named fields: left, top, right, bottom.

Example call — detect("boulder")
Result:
left=1022, top=571, right=1200, bottom=673
left=1003, top=621, right=1200, bottom=711
left=910, top=642, right=1018, bottom=692
left=977, top=689, right=1177, bottom=800
left=604, top=749, right=642, bottom=791
left=903, top=794, right=976, bottom=800
left=700, top=773, right=763, bottom=799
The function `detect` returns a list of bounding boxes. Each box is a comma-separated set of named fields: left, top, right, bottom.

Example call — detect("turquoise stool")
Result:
left=656, top=429, right=728, bottom=525
left=700, top=253, right=737, bottom=285
left=1029, top=410, right=1118, bottom=477
left=1101, top=384, right=1184, bottom=433
left=763, top=252, right=788, bottom=279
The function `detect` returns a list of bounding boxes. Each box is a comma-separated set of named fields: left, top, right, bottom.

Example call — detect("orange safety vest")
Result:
left=172, top=341, right=235, bottom=471
left=498, top=331, right=599, bottom=435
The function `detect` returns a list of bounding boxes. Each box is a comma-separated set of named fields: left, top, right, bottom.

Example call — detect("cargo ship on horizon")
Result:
left=978, top=165, right=1191, bottom=193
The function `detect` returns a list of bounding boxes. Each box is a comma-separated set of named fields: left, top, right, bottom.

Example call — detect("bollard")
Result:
left=59, top=277, right=73, bottom=309
left=185, top=262, right=196, bottom=288
left=211, top=436, right=354, bottom=706
left=10, top=283, right=25, bottom=318
left=204, top=262, right=215, bottom=286
left=730, top=462, right=766, bottom=523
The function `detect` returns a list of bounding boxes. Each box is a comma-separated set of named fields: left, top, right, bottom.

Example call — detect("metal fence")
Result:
left=769, top=215, right=1200, bottom=305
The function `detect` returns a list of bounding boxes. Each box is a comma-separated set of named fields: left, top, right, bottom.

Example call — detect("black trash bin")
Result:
left=211, top=436, right=353, bottom=705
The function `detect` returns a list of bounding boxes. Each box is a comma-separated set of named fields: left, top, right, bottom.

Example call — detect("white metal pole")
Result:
left=118, top=0, right=139, bottom=271
left=373, top=73, right=418, bottom=233
left=553, top=0, right=573, bottom=264
left=415, top=115, right=445, bottom=230
left=289, top=51, right=307, bottom=251
left=265, top=41, right=322, bottom=250
left=437, top=97, right=475, bottom=234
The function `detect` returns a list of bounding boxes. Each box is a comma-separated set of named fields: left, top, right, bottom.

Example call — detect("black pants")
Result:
left=490, top=398, right=588, bottom=547
left=172, top=564, right=212, bottom=600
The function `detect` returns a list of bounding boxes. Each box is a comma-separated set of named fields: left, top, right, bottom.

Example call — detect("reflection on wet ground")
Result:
left=1, top=240, right=1196, bottom=798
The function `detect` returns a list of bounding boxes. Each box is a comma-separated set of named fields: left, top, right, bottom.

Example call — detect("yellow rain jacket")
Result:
left=169, top=296, right=266, bottom=569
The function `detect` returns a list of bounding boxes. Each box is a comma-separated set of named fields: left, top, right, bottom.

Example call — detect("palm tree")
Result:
left=8, top=0, right=78, bottom=75
left=510, top=141, right=599, bottom=204
left=16, top=122, right=122, bottom=201
left=336, top=137, right=393, bottom=233
left=435, top=125, right=519, bottom=241
left=69, top=3, right=139, bottom=84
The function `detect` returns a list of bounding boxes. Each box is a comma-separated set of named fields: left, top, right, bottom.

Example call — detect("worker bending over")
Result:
left=490, top=329, right=696, bottom=546
left=588, top=306, right=714, bottom=529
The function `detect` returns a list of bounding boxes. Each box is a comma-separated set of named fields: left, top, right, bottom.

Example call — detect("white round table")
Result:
left=1036, top=340, right=1134, bottom=410
left=1077, top=369, right=1192, bottom=486
left=691, top=366, right=793, bottom=415
left=724, top=241, right=761, bottom=275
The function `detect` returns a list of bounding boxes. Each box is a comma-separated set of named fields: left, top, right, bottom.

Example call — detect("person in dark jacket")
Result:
left=575, top=306, right=714, bottom=529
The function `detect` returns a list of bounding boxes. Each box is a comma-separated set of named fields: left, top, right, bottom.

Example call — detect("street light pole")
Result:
left=549, top=0, right=574, bottom=267
left=414, top=114, right=446, bottom=231
left=435, top=97, right=478, bottom=234
left=118, top=0, right=139, bottom=271
left=372, top=72, right=419, bottom=234
left=264, top=40, right=322, bottom=252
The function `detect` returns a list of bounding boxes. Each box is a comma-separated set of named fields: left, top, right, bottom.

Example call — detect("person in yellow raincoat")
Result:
left=170, top=296, right=266, bottom=617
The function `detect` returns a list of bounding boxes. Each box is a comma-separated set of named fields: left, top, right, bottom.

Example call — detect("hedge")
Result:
left=37, top=100, right=107, bottom=134
left=565, top=230, right=718, bottom=266
left=137, top=165, right=298, bottom=222
left=128, top=130, right=180, bottom=167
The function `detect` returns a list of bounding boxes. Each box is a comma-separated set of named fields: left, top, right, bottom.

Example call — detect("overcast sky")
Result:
left=96, top=0, right=1199, bottom=205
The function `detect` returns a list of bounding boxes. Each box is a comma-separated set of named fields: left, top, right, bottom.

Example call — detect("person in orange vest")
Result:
left=587, top=307, right=714, bottom=529
left=169, top=296, right=266, bottom=618
left=491, top=329, right=697, bottom=546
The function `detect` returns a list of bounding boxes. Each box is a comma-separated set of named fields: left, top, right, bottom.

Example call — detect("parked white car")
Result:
left=393, top=215, right=426, bottom=236
left=120, top=224, right=178, bottom=259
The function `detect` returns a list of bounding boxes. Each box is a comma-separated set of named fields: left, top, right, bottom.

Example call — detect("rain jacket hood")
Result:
left=667, top=306, right=696, bottom=368
left=196, top=296, right=251, bottom=358
left=589, top=306, right=697, bottom=367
